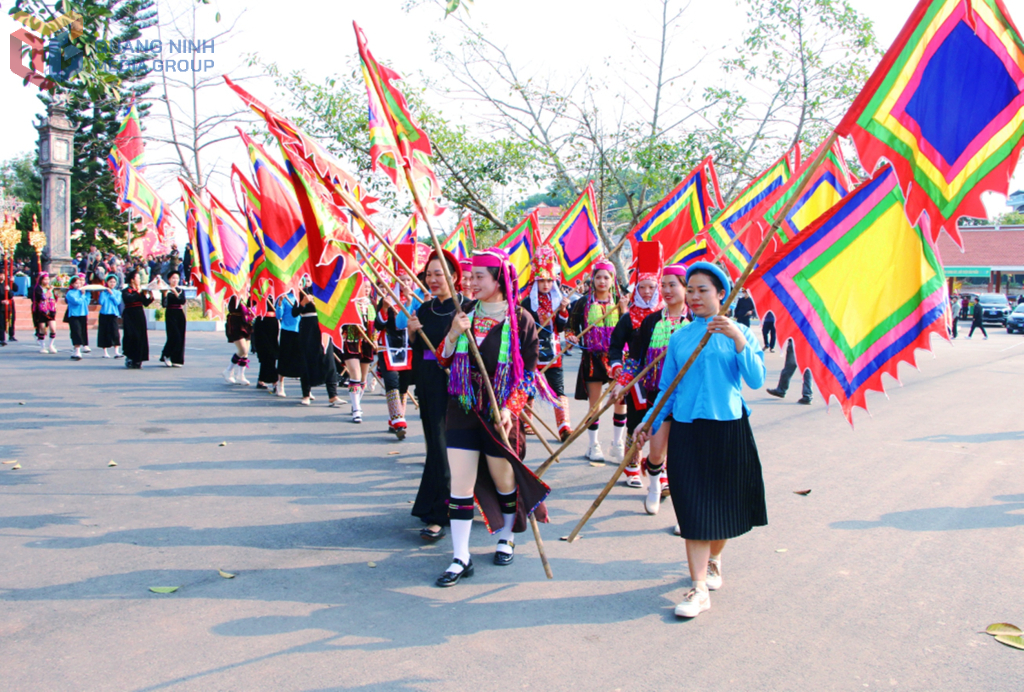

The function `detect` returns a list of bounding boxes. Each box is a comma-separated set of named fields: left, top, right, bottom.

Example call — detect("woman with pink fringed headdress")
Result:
left=568, top=258, right=628, bottom=463
left=434, top=248, right=555, bottom=588
left=31, top=272, right=58, bottom=354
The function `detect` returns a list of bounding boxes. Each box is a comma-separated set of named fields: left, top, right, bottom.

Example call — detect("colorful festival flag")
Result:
left=208, top=193, right=252, bottom=300
left=442, top=214, right=474, bottom=259
left=280, top=145, right=365, bottom=344
left=747, top=166, right=949, bottom=423
left=236, top=130, right=310, bottom=296
left=224, top=77, right=379, bottom=222
left=628, top=157, right=723, bottom=255
left=836, top=0, right=1024, bottom=247
left=395, top=213, right=418, bottom=245
left=113, top=150, right=169, bottom=246
left=354, top=23, right=445, bottom=217
left=114, top=100, right=145, bottom=170
left=496, top=210, right=540, bottom=289
left=232, top=167, right=274, bottom=313
left=731, top=138, right=859, bottom=263
left=703, top=146, right=800, bottom=278
left=179, top=178, right=224, bottom=318
left=544, top=183, right=604, bottom=284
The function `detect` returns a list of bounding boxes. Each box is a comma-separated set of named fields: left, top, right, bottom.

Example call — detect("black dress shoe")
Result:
left=766, top=388, right=785, bottom=399
left=435, top=558, right=473, bottom=587
left=420, top=526, right=446, bottom=541
left=493, top=539, right=515, bottom=566
left=797, top=397, right=812, bottom=405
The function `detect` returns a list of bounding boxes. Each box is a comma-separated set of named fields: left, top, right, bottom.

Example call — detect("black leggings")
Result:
left=969, top=322, right=987, bottom=337
left=762, top=321, right=776, bottom=350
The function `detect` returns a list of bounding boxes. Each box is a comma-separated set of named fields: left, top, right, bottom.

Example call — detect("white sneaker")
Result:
left=706, top=560, right=723, bottom=591
left=83, top=346, right=91, bottom=353
left=163, top=358, right=173, bottom=368
left=39, top=346, right=48, bottom=354
left=610, top=442, right=625, bottom=461
left=275, top=386, right=287, bottom=398
left=674, top=588, right=710, bottom=618
left=644, top=475, right=662, bottom=515
left=586, top=443, right=605, bottom=462
left=48, top=344, right=58, bottom=354
left=236, top=368, right=251, bottom=386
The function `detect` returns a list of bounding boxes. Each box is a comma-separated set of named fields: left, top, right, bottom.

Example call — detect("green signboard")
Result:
left=944, top=266, right=991, bottom=278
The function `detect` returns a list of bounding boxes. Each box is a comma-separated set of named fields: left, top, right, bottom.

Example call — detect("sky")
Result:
left=0, top=0, right=1018, bottom=246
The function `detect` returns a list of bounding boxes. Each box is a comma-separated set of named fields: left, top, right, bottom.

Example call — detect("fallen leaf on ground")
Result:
left=2, top=460, right=17, bottom=465
left=11, top=463, right=21, bottom=470
left=560, top=535, right=581, bottom=541
left=218, top=570, right=236, bottom=579
left=986, top=623, right=1022, bottom=636
left=108, top=460, right=117, bottom=467
left=388, top=451, right=400, bottom=456
left=367, top=562, right=377, bottom=568
left=149, top=586, right=179, bottom=594
left=218, top=442, right=227, bottom=447
left=18, top=402, right=25, bottom=405
left=994, top=635, right=1024, bottom=650
left=589, top=461, right=605, bottom=467
left=793, top=489, right=811, bottom=496
left=775, top=548, right=787, bottom=553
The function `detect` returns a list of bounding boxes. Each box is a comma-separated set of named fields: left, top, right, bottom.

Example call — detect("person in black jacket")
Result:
left=734, top=289, right=755, bottom=327
left=967, top=296, right=988, bottom=339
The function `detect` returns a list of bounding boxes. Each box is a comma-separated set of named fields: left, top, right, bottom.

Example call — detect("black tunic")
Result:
left=161, top=289, right=187, bottom=365
left=252, top=313, right=280, bottom=383
left=444, top=305, right=550, bottom=534
left=121, top=288, right=153, bottom=363
left=410, top=296, right=464, bottom=526
left=225, top=297, right=251, bottom=343
left=294, top=299, right=334, bottom=387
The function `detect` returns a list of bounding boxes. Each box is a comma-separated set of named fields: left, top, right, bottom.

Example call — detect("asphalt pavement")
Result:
left=1, top=327, right=1022, bottom=691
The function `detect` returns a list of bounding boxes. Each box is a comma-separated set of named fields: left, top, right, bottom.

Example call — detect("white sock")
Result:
left=449, top=518, right=473, bottom=570
left=115, top=347, right=121, bottom=356
left=349, top=382, right=361, bottom=410
left=588, top=427, right=599, bottom=447
left=496, top=513, right=516, bottom=552
left=613, top=424, right=626, bottom=446
left=74, top=346, right=82, bottom=357
left=103, top=348, right=110, bottom=357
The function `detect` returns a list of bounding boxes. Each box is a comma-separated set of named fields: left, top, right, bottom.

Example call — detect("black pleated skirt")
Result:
left=97, top=314, right=120, bottom=347
left=68, top=315, right=89, bottom=346
left=666, top=415, right=767, bottom=541
left=276, top=330, right=303, bottom=378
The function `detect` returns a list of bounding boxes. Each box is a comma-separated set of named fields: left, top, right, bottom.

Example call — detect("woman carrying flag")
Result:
left=608, top=242, right=663, bottom=472
left=274, top=290, right=302, bottom=398
left=251, top=299, right=280, bottom=389
left=614, top=261, right=689, bottom=515
left=520, top=246, right=573, bottom=441
left=568, top=259, right=628, bottom=462
left=159, top=271, right=187, bottom=367
left=294, top=282, right=344, bottom=408
left=434, top=249, right=551, bottom=587
left=341, top=283, right=378, bottom=423
left=373, top=245, right=420, bottom=439
left=407, top=248, right=463, bottom=541
left=222, top=295, right=253, bottom=385
left=97, top=274, right=124, bottom=359
left=635, top=262, right=767, bottom=618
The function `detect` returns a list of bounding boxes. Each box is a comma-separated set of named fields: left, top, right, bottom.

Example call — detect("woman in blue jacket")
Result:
left=97, top=274, right=124, bottom=359
left=637, top=262, right=767, bottom=619
left=65, top=274, right=91, bottom=361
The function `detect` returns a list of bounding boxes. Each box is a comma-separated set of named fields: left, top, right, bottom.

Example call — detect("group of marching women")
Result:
left=28, top=269, right=188, bottom=369
left=20, top=240, right=769, bottom=618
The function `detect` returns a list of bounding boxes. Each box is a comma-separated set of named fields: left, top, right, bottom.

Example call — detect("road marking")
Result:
left=1000, top=340, right=1024, bottom=352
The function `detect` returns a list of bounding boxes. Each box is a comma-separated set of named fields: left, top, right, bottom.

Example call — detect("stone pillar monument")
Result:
left=35, top=95, right=77, bottom=274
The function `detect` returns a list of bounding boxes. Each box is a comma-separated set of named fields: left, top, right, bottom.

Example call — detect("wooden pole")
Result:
left=564, top=133, right=840, bottom=542
left=524, top=403, right=560, bottom=446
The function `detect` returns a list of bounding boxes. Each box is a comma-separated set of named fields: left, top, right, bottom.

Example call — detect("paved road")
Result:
left=1, top=329, right=1022, bottom=691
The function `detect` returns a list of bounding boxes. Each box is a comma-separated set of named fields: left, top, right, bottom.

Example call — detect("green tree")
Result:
left=711, top=0, right=879, bottom=198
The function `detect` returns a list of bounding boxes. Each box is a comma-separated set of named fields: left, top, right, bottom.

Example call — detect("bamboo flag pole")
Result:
left=564, top=133, right=840, bottom=543
left=403, top=169, right=553, bottom=580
